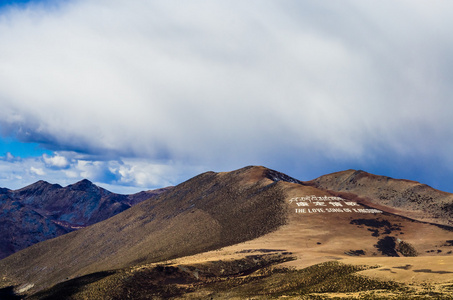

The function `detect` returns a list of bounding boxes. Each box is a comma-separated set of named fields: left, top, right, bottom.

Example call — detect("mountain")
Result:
left=0, top=180, right=170, bottom=259
left=307, top=169, right=453, bottom=226
left=0, top=166, right=452, bottom=299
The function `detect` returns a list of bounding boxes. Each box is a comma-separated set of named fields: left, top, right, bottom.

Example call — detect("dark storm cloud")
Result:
left=0, top=0, right=452, bottom=191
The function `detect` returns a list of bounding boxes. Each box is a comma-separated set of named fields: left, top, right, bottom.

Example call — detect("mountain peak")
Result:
left=68, top=179, right=96, bottom=191
left=226, top=165, right=302, bottom=185
left=264, top=168, right=301, bottom=184
left=0, top=178, right=156, bottom=260
left=75, top=178, right=93, bottom=185
left=26, top=179, right=52, bottom=188
left=16, top=180, right=62, bottom=194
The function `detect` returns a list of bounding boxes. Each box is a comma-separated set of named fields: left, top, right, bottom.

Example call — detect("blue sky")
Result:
left=0, top=0, right=34, bottom=5
left=0, top=137, right=50, bottom=157
left=1, top=0, right=452, bottom=194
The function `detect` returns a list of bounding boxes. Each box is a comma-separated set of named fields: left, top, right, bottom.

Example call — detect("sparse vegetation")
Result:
left=397, top=240, right=418, bottom=257
left=374, top=236, right=418, bottom=257
left=350, top=218, right=402, bottom=237
left=376, top=236, right=399, bottom=256
left=344, top=249, right=366, bottom=256
left=25, top=259, right=417, bottom=300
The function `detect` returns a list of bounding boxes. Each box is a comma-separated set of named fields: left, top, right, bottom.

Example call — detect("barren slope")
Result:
left=0, top=166, right=292, bottom=294
left=307, top=169, right=453, bottom=226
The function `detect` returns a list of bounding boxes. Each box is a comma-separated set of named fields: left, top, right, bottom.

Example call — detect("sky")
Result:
left=0, top=0, right=452, bottom=194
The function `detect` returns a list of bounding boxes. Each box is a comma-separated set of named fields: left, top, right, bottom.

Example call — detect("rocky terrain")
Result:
left=0, top=179, right=169, bottom=259
left=0, top=166, right=452, bottom=299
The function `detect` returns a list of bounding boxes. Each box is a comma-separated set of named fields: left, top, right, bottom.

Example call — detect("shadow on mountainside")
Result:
left=28, top=271, right=115, bottom=300
left=0, top=166, right=290, bottom=295
left=0, top=286, right=22, bottom=300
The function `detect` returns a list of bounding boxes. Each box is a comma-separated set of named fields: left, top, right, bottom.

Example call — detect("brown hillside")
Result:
left=0, top=166, right=293, bottom=294
left=1, top=166, right=452, bottom=299
left=307, top=169, right=453, bottom=226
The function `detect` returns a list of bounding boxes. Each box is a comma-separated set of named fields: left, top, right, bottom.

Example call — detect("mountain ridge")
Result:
left=1, top=166, right=452, bottom=298
left=0, top=166, right=292, bottom=293
left=0, top=179, right=170, bottom=259
left=307, top=169, right=453, bottom=226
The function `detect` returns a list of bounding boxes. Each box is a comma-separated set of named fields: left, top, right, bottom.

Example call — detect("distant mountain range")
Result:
left=0, top=179, right=170, bottom=259
left=0, top=166, right=452, bottom=299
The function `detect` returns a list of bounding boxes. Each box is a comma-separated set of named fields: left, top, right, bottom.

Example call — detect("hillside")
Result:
left=0, top=180, right=168, bottom=259
left=307, top=169, right=453, bottom=226
left=0, top=166, right=452, bottom=299
left=0, top=166, right=291, bottom=294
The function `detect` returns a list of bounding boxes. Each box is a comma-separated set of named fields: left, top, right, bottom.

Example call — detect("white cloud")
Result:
left=0, top=0, right=452, bottom=191
left=43, top=153, right=69, bottom=168
left=113, top=158, right=196, bottom=188
left=30, top=166, right=45, bottom=176
left=0, top=154, right=182, bottom=193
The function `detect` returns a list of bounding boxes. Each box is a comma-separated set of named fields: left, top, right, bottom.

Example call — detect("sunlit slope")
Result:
left=308, top=169, right=453, bottom=226
left=213, top=180, right=453, bottom=267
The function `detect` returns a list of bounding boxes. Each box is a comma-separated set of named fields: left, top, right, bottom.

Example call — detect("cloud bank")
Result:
left=0, top=151, right=192, bottom=193
left=1, top=0, right=453, bottom=192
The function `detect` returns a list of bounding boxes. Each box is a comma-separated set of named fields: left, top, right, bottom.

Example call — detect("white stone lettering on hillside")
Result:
left=289, top=195, right=382, bottom=214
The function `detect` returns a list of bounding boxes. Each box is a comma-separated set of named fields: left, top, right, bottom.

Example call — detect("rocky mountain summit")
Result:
left=0, top=180, right=169, bottom=259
